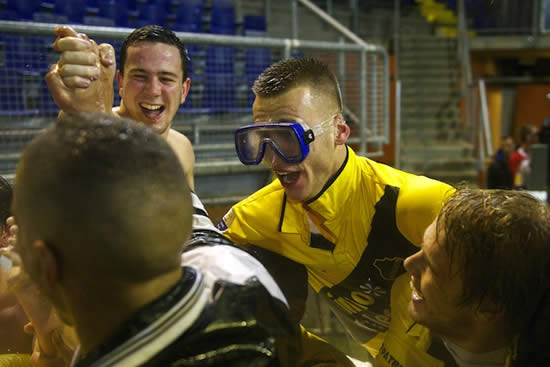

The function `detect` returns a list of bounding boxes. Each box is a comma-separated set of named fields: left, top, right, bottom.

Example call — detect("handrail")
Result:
left=478, top=79, right=493, bottom=158
left=393, top=0, right=401, bottom=168
left=395, top=80, right=402, bottom=169
left=457, top=0, right=493, bottom=173
left=457, top=0, right=472, bottom=88
left=0, top=20, right=365, bottom=51
left=297, top=0, right=382, bottom=52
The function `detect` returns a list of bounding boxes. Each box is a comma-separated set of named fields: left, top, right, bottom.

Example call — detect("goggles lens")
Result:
left=235, top=123, right=310, bottom=165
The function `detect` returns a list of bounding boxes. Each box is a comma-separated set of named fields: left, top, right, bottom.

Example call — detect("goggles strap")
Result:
left=302, top=129, right=315, bottom=145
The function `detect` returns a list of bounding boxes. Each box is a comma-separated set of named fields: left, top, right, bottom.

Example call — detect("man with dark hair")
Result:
left=46, top=24, right=221, bottom=235
left=223, top=57, right=454, bottom=359
left=10, top=113, right=299, bottom=366
left=378, top=188, right=550, bottom=366
left=46, top=25, right=195, bottom=190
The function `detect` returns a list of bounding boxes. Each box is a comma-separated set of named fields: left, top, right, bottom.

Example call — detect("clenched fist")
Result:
left=45, top=26, right=116, bottom=115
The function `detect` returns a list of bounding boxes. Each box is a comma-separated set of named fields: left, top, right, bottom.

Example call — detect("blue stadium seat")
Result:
left=172, top=0, right=202, bottom=32
left=98, top=0, right=127, bottom=26
left=211, top=0, right=234, bottom=30
left=10, top=0, right=40, bottom=20
left=138, top=4, right=167, bottom=26
left=83, top=15, right=114, bottom=26
left=32, top=11, right=68, bottom=24
left=0, top=4, right=17, bottom=20
left=243, top=14, right=266, bottom=35
left=56, top=0, right=86, bottom=23
left=242, top=14, right=271, bottom=106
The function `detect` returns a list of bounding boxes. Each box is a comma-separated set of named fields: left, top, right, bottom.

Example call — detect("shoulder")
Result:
left=167, top=129, right=193, bottom=153
left=354, top=154, right=419, bottom=189
left=183, top=244, right=288, bottom=307
left=232, top=180, right=284, bottom=213
left=167, top=129, right=195, bottom=184
left=394, top=174, right=454, bottom=245
left=219, top=181, right=284, bottom=231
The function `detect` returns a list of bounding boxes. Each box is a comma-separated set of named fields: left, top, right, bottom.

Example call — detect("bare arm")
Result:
left=167, top=129, right=196, bottom=191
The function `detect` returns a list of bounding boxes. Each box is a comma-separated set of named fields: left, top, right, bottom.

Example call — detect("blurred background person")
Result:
left=486, top=136, right=515, bottom=189
left=509, top=124, right=538, bottom=189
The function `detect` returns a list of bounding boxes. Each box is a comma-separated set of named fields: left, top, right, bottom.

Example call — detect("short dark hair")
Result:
left=437, top=189, right=550, bottom=328
left=0, top=176, right=12, bottom=232
left=252, top=57, right=343, bottom=111
left=120, top=25, right=190, bottom=81
left=16, top=112, right=192, bottom=281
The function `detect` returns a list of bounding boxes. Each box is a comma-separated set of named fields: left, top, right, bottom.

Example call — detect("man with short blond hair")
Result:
left=223, top=57, right=454, bottom=359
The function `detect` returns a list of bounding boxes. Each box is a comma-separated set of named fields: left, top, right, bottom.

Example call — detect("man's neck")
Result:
left=71, top=268, right=182, bottom=354
left=439, top=321, right=512, bottom=355
left=442, top=337, right=509, bottom=367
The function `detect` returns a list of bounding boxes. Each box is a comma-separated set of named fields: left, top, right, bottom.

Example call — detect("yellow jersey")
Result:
left=220, top=147, right=453, bottom=356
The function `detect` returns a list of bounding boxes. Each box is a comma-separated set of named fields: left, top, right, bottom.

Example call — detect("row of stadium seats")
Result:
left=0, top=35, right=273, bottom=115
left=0, top=1, right=274, bottom=115
left=0, top=0, right=236, bottom=30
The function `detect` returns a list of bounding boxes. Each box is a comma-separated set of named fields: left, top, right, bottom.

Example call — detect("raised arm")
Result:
left=45, top=26, right=116, bottom=115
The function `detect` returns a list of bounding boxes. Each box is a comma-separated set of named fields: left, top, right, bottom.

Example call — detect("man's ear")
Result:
left=334, top=115, right=350, bottom=145
left=31, top=240, right=59, bottom=289
left=116, top=70, right=123, bottom=97
left=180, top=77, right=191, bottom=104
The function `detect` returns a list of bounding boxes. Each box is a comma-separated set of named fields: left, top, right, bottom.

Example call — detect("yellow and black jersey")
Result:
left=219, top=146, right=453, bottom=356
left=375, top=274, right=447, bottom=367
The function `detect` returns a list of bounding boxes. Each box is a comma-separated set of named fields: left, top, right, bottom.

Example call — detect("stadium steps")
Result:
left=399, top=11, right=477, bottom=185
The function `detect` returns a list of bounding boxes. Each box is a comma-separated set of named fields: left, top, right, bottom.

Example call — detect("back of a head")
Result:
left=120, top=25, right=189, bottom=80
left=438, top=189, right=550, bottom=330
left=252, top=57, right=343, bottom=111
left=15, top=113, right=192, bottom=284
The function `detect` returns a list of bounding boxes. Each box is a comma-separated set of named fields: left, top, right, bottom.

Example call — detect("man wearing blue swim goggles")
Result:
left=234, top=113, right=338, bottom=165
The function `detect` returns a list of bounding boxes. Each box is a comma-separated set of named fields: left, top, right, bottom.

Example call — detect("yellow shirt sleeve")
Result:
left=396, top=176, right=455, bottom=246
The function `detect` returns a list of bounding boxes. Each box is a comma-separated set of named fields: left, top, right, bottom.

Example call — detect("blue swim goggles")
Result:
left=234, top=114, right=337, bottom=165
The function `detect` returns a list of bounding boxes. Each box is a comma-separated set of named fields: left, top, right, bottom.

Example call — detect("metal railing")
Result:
left=0, top=18, right=390, bottom=180
left=457, top=0, right=492, bottom=171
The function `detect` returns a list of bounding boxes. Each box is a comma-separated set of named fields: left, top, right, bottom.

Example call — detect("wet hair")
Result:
left=16, top=112, right=192, bottom=282
left=0, top=176, right=12, bottom=232
left=119, top=25, right=190, bottom=81
left=437, top=189, right=550, bottom=331
left=252, top=57, right=343, bottom=111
